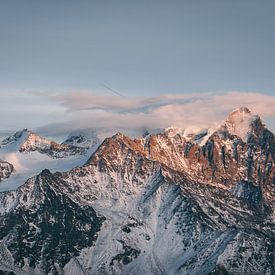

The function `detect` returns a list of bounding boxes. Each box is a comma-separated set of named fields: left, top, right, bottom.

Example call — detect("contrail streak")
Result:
left=99, top=81, right=124, bottom=97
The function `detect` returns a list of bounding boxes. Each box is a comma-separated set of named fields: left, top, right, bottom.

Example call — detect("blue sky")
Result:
left=0, top=0, right=274, bottom=136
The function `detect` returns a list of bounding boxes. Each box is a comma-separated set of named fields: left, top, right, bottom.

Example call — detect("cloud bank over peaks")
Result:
left=36, top=91, right=275, bottom=138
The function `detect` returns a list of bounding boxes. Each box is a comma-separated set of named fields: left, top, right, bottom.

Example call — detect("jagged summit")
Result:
left=21, top=131, right=54, bottom=152
left=222, top=107, right=263, bottom=141
left=162, top=108, right=266, bottom=144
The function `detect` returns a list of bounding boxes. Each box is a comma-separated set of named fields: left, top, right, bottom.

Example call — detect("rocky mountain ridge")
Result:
left=0, top=107, right=274, bottom=275
left=0, top=129, right=88, bottom=158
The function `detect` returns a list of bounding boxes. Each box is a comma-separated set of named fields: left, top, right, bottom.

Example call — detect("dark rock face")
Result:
left=110, top=240, right=141, bottom=266
left=232, top=181, right=263, bottom=208
left=0, top=161, right=14, bottom=182
left=62, top=132, right=100, bottom=149
left=0, top=170, right=105, bottom=274
left=64, top=135, right=87, bottom=145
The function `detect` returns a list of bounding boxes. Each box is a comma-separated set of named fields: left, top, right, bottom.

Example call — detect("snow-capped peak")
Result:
left=20, top=131, right=53, bottom=152
left=0, top=128, right=90, bottom=159
left=0, top=128, right=53, bottom=153
left=222, top=107, right=261, bottom=141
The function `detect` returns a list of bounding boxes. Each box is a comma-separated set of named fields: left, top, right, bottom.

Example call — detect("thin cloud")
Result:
left=37, top=91, right=275, bottom=138
left=51, top=91, right=207, bottom=113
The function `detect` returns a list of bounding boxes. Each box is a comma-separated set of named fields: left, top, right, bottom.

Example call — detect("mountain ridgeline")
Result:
left=0, top=107, right=274, bottom=275
left=0, top=129, right=89, bottom=158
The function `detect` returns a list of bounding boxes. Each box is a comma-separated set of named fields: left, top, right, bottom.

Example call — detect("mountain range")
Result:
left=0, top=107, right=274, bottom=275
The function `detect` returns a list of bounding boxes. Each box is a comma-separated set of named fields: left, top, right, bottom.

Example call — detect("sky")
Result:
left=0, top=0, right=275, bottom=138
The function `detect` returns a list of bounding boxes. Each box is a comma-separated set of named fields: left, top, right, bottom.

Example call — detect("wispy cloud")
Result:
left=36, top=91, right=275, bottom=137
left=1, top=89, right=275, bottom=138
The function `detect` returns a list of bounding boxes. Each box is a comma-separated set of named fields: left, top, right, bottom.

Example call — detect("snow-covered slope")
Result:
left=0, top=107, right=274, bottom=275
left=0, top=129, right=88, bottom=158
left=0, top=129, right=100, bottom=191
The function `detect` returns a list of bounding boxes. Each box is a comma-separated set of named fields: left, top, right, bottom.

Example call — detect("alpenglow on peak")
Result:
left=223, top=107, right=261, bottom=141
